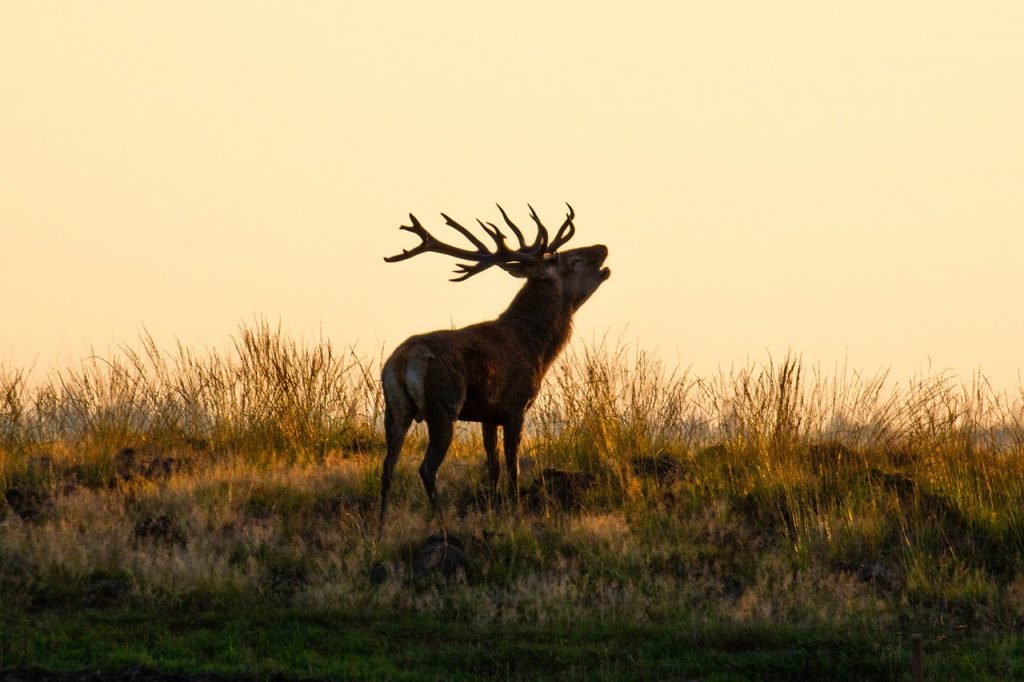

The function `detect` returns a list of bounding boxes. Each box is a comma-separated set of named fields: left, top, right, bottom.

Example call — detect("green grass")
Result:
left=0, top=607, right=968, bottom=680
left=2, top=322, right=1024, bottom=678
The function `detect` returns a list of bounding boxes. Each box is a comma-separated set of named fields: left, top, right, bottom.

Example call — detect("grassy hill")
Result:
left=2, top=323, right=1023, bottom=679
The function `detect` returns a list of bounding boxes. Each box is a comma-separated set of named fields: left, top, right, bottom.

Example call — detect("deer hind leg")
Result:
left=482, top=422, right=500, bottom=505
left=380, top=364, right=416, bottom=526
left=418, top=360, right=465, bottom=516
left=380, top=400, right=414, bottom=526
left=420, top=416, right=454, bottom=514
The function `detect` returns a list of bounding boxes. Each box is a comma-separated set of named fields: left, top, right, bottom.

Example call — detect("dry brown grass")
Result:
left=2, top=322, right=1024, bottom=642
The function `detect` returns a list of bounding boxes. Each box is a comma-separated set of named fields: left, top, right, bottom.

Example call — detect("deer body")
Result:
left=379, top=206, right=609, bottom=523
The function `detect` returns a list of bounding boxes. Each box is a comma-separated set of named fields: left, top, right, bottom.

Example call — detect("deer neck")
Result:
left=497, top=278, right=574, bottom=370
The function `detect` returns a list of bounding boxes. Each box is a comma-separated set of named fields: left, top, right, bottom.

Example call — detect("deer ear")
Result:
left=500, top=257, right=558, bottom=280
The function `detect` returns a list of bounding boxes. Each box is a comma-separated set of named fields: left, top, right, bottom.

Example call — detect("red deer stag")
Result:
left=379, top=204, right=610, bottom=523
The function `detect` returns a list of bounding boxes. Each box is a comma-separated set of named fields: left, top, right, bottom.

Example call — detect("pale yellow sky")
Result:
left=2, top=2, right=1023, bottom=387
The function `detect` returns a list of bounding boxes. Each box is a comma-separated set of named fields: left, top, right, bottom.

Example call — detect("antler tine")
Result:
left=441, top=213, right=490, bottom=252
left=495, top=204, right=529, bottom=251
left=488, top=222, right=518, bottom=249
left=547, top=203, right=576, bottom=252
left=477, top=219, right=509, bottom=249
left=384, top=213, right=485, bottom=263
left=526, top=204, right=550, bottom=252
left=383, top=214, right=434, bottom=262
left=449, top=260, right=493, bottom=282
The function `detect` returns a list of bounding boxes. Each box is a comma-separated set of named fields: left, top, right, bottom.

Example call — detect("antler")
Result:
left=384, top=204, right=576, bottom=282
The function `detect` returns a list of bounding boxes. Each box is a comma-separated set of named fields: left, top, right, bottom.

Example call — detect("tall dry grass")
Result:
left=1, top=322, right=382, bottom=468
left=2, top=322, right=1024, bottom=637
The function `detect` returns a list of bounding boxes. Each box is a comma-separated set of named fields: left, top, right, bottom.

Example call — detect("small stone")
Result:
left=412, top=534, right=469, bottom=580
left=369, top=561, right=389, bottom=585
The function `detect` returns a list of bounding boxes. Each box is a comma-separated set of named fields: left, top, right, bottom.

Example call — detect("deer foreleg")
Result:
left=503, top=416, right=524, bottom=509
left=482, top=422, right=500, bottom=504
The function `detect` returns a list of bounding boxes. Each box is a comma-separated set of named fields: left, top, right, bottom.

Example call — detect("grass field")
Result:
left=2, top=322, right=1024, bottom=679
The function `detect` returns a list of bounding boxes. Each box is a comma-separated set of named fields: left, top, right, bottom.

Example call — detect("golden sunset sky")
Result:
left=2, top=2, right=1023, bottom=387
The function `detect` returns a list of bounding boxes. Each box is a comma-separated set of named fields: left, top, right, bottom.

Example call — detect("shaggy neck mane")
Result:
left=497, top=278, right=574, bottom=371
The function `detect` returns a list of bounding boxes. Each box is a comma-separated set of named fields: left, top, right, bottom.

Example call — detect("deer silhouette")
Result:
left=379, top=204, right=610, bottom=523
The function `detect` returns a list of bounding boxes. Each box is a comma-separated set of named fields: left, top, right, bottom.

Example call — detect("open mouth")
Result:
left=600, top=267, right=611, bottom=281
